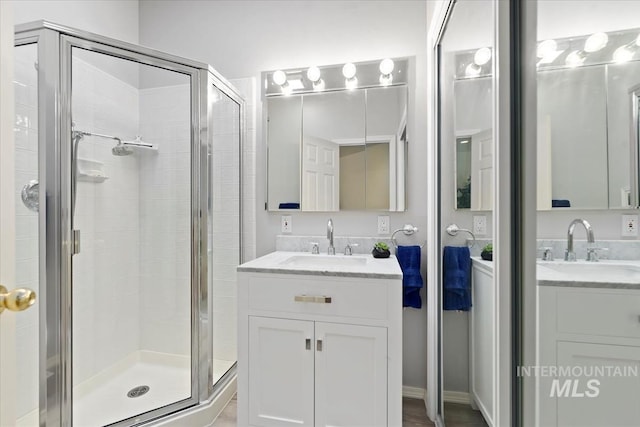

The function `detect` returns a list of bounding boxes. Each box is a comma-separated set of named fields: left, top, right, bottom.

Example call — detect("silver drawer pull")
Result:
left=306, top=338, right=311, bottom=350
left=294, top=295, right=332, bottom=304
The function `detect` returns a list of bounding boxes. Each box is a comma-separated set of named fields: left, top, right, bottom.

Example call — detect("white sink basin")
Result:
left=279, top=255, right=368, bottom=268
left=538, top=262, right=640, bottom=283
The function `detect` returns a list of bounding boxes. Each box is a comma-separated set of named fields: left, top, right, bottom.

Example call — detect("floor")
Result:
left=211, top=396, right=489, bottom=427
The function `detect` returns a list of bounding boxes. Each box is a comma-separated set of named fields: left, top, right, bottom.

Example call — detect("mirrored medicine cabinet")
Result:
left=264, top=58, right=410, bottom=212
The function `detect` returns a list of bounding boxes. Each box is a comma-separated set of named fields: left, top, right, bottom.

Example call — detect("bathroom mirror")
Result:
left=265, top=58, right=409, bottom=211
left=454, top=27, right=640, bottom=210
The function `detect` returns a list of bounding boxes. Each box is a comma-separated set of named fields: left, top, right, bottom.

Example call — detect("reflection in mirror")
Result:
left=303, top=91, right=365, bottom=211
left=267, top=97, right=302, bottom=210
left=454, top=26, right=640, bottom=210
left=264, top=58, right=409, bottom=212
left=439, top=0, right=495, bottom=425
left=456, top=137, right=471, bottom=209
left=454, top=77, right=493, bottom=210
left=366, top=87, right=408, bottom=211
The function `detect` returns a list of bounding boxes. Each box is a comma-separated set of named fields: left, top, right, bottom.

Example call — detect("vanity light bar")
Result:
left=457, top=27, right=640, bottom=78
left=263, top=57, right=410, bottom=97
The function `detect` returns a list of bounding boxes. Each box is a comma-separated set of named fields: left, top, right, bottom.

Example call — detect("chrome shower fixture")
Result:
left=71, top=129, right=156, bottom=218
left=72, top=129, right=157, bottom=155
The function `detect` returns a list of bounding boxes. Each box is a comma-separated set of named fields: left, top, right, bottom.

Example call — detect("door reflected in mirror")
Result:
left=264, top=58, right=409, bottom=212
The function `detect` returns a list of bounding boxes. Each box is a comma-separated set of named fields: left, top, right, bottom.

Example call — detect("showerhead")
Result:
left=111, top=136, right=156, bottom=156
left=112, top=142, right=135, bottom=156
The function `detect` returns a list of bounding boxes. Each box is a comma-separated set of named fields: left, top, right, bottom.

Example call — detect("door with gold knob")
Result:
left=1, top=9, right=40, bottom=425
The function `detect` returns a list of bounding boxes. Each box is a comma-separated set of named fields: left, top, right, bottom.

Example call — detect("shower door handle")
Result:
left=0, top=285, right=36, bottom=314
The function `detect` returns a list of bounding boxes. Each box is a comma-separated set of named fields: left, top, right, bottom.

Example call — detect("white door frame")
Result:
left=427, top=0, right=517, bottom=425
left=0, top=1, right=17, bottom=425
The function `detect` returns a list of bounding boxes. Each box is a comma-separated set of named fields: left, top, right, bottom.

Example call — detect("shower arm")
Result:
left=72, top=130, right=154, bottom=148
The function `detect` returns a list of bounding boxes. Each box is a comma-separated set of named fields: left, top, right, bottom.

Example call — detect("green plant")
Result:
left=482, top=243, right=493, bottom=253
left=374, top=242, right=389, bottom=251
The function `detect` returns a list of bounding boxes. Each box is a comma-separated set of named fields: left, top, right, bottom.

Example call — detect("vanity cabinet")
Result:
left=538, top=286, right=640, bottom=427
left=248, top=317, right=387, bottom=426
left=470, top=259, right=495, bottom=427
left=237, top=264, right=402, bottom=427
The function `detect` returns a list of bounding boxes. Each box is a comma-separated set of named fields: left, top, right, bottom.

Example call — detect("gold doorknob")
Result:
left=0, top=285, right=36, bottom=314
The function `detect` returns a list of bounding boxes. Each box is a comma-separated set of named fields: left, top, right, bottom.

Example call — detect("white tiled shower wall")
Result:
left=138, top=83, right=191, bottom=356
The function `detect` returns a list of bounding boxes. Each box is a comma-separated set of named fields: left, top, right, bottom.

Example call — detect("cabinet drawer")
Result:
left=247, top=275, right=390, bottom=321
left=556, top=289, right=640, bottom=339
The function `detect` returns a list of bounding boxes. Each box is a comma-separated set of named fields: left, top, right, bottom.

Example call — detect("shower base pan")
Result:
left=17, top=351, right=235, bottom=426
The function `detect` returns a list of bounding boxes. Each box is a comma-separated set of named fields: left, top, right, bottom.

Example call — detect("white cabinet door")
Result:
left=555, top=342, right=640, bottom=427
left=471, top=265, right=495, bottom=426
left=249, top=317, right=315, bottom=427
left=315, top=322, right=387, bottom=427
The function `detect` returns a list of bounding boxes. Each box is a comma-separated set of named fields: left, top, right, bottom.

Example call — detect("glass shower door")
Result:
left=208, top=82, right=241, bottom=387
left=68, top=42, right=196, bottom=426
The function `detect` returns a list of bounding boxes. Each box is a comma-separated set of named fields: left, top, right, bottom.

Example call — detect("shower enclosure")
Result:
left=11, top=21, right=243, bottom=426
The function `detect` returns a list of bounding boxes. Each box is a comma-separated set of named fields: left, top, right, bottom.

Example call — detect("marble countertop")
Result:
left=237, top=251, right=403, bottom=279
left=471, top=257, right=640, bottom=289
left=537, top=260, right=640, bottom=289
left=471, top=256, right=493, bottom=273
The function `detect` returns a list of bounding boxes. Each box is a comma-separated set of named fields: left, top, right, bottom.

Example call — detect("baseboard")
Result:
left=443, top=390, right=471, bottom=405
left=402, top=385, right=427, bottom=400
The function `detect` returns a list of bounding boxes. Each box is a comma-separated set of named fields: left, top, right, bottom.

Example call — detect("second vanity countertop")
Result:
left=473, top=256, right=640, bottom=289
left=237, top=251, right=403, bottom=280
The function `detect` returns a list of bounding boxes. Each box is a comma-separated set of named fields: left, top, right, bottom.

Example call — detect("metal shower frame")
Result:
left=14, top=20, right=245, bottom=427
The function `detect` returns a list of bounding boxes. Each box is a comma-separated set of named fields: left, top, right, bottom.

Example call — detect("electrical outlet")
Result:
left=281, top=215, right=292, bottom=233
left=378, top=215, right=390, bottom=234
left=622, top=214, right=638, bottom=237
left=473, top=215, right=487, bottom=236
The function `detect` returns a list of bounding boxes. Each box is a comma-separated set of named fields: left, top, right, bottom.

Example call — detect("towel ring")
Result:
left=391, top=224, right=426, bottom=249
left=445, top=223, right=476, bottom=248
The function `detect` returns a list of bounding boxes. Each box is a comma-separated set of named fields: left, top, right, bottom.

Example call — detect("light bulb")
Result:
left=273, top=70, right=287, bottom=86
left=474, top=47, right=492, bottom=65
left=379, top=73, right=393, bottom=86
left=379, top=58, right=395, bottom=75
left=465, top=63, right=481, bottom=78
left=345, top=76, right=358, bottom=90
left=613, top=45, right=634, bottom=63
left=342, top=63, right=357, bottom=79
left=584, top=32, right=608, bottom=53
left=565, top=50, right=585, bottom=67
left=307, top=66, right=321, bottom=82
left=537, top=39, right=557, bottom=59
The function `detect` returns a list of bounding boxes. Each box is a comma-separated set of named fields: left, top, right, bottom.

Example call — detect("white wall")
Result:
left=139, top=0, right=430, bottom=390
left=12, top=0, right=139, bottom=44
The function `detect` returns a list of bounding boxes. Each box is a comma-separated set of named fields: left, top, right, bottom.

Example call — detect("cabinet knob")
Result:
left=316, top=339, right=323, bottom=352
left=305, top=338, right=311, bottom=350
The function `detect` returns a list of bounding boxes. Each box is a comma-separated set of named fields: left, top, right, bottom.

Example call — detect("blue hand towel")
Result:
left=397, top=245, right=423, bottom=309
left=443, top=246, right=471, bottom=311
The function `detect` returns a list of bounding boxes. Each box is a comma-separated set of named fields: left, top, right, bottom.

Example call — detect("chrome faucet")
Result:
left=565, top=219, right=595, bottom=262
left=327, top=218, right=335, bottom=255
